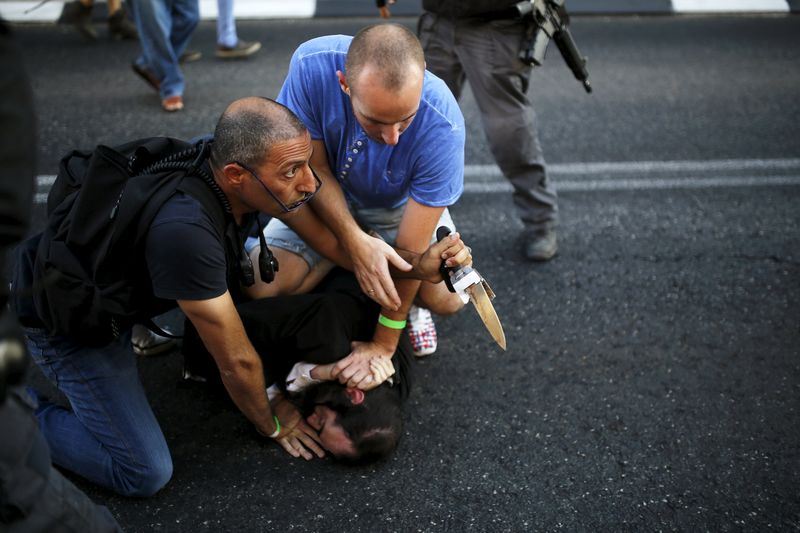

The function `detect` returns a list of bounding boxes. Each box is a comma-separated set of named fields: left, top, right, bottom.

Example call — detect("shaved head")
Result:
left=211, top=96, right=307, bottom=168
left=345, top=23, right=425, bottom=93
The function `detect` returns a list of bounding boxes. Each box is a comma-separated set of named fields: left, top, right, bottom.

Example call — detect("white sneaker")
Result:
left=132, top=324, right=176, bottom=356
left=407, top=305, right=437, bottom=357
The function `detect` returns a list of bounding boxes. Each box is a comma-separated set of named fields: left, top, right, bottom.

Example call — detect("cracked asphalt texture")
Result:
left=12, top=13, right=800, bottom=532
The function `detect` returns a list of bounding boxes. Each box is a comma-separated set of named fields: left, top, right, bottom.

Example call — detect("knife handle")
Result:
left=436, top=226, right=456, bottom=293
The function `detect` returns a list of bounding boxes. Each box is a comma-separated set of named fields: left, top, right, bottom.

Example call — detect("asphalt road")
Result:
left=11, top=13, right=800, bottom=532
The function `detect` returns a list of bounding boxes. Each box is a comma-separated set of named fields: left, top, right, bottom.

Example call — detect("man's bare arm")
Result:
left=307, top=139, right=411, bottom=310
left=179, top=292, right=323, bottom=459
left=281, top=199, right=472, bottom=285
left=332, top=200, right=447, bottom=385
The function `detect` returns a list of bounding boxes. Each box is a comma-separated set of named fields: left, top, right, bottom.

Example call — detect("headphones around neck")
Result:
left=230, top=215, right=278, bottom=287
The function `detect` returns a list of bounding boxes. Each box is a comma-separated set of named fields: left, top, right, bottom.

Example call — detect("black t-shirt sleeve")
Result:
left=145, top=192, right=228, bottom=301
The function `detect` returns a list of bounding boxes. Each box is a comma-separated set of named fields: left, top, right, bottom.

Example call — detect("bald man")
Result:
left=247, top=23, right=467, bottom=372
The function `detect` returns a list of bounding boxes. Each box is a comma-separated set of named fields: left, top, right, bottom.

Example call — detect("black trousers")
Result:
left=182, top=271, right=413, bottom=399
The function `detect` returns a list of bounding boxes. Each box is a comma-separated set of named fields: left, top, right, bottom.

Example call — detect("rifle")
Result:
left=514, top=0, right=592, bottom=93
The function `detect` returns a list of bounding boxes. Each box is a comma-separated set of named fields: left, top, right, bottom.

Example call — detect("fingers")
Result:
left=337, top=361, right=360, bottom=384
left=349, top=374, right=373, bottom=390
left=331, top=358, right=347, bottom=380
left=369, top=358, right=394, bottom=383
left=357, top=267, right=399, bottom=311
left=369, top=361, right=385, bottom=384
left=344, top=367, right=369, bottom=388
left=277, top=438, right=302, bottom=459
left=295, top=429, right=325, bottom=458
left=374, top=259, right=402, bottom=310
left=276, top=426, right=326, bottom=460
left=439, top=233, right=473, bottom=268
left=445, top=243, right=472, bottom=268
left=384, top=244, right=412, bottom=272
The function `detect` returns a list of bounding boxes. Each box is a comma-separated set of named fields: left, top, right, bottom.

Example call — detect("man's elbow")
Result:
left=217, top=354, right=260, bottom=379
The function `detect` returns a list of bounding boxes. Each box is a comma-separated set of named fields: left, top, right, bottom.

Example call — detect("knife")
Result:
left=436, top=226, right=507, bottom=350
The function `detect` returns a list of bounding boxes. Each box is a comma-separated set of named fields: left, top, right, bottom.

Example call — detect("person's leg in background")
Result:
left=58, top=0, right=137, bottom=40
left=417, top=13, right=465, bottom=98
left=107, top=0, right=138, bottom=40
left=419, top=14, right=558, bottom=261
left=130, top=0, right=198, bottom=111
left=215, top=0, right=261, bottom=59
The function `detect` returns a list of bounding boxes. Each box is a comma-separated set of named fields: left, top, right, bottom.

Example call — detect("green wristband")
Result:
left=378, top=314, right=407, bottom=330
left=268, top=415, right=281, bottom=438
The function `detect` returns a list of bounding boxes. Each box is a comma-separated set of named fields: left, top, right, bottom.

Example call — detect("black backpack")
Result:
left=14, top=137, right=230, bottom=346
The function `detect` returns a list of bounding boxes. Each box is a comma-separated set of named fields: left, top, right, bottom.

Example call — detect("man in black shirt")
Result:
left=18, top=97, right=471, bottom=496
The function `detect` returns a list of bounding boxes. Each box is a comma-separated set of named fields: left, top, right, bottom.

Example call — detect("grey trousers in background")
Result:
left=418, top=12, right=558, bottom=231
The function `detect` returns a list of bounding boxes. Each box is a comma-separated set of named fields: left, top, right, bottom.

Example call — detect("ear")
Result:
left=345, top=387, right=365, bottom=405
left=336, top=70, right=350, bottom=96
left=221, top=162, right=246, bottom=186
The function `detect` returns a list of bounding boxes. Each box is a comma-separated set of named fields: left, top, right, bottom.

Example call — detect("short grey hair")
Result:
left=211, top=97, right=307, bottom=168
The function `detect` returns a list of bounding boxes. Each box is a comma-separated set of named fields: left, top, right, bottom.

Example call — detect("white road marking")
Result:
left=671, top=0, right=789, bottom=12
left=34, top=158, right=800, bottom=203
left=465, top=175, right=800, bottom=193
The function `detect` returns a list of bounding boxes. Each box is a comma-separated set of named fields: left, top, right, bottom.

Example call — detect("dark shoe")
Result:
left=59, top=1, right=96, bottom=41
left=131, top=62, right=160, bottom=92
left=132, top=325, right=177, bottom=356
left=179, top=50, right=203, bottom=63
left=523, top=227, right=558, bottom=261
left=162, top=95, right=184, bottom=112
left=108, top=10, right=138, bottom=40
left=215, top=40, right=261, bottom=59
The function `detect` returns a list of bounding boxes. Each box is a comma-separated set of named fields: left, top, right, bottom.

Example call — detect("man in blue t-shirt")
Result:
left=247, top=24, right=467, bottom=371
left=18, top=95, right=471, bottom=497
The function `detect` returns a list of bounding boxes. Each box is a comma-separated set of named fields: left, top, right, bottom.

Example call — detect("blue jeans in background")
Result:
left=130, top=0, right=199, bottom=100
left=216, top=0, right=237, bottom=48
left=24, top=327, right=173, bottom=497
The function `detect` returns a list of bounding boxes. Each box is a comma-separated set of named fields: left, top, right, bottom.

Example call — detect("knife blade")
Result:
left=436, top=226, right=507, bottom=350
left=466, top=280, right=507, bottom=350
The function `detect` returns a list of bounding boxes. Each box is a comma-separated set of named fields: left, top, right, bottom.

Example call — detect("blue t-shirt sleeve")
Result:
left=408, top=126, right=465, bottom=207
left=145, top=194, right=228, bottom=301
left=277, top=47, right=324, bottom=140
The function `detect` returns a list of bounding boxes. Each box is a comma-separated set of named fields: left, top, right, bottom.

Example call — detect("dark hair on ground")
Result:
left=305, top=381, right=403, bottom=465
left=345, top=23, right=425, bottom=93
left=211, top=96, right=307, bottom=168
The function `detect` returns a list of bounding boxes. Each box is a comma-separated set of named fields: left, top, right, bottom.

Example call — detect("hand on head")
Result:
left=270, top=396, right=325, bottom=460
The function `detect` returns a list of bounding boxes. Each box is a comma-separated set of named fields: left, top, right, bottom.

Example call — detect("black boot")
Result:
left=58, top=1, right=96, bottom=41
left=108, top=10, right=138, bottom=40
left=523, top=227, right=558, bottom=261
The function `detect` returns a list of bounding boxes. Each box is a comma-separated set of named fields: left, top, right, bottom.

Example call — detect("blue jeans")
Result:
left=216, top=0, right=237, bottom=48
left=24, top=327, right=173, bottom=497
left=130, top=0, right=199, bottom=99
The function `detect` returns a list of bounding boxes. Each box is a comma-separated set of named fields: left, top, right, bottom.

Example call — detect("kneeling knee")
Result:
left=118, top=456, right=173, bottom=497
left=426, top=295, right=465, bottom=316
